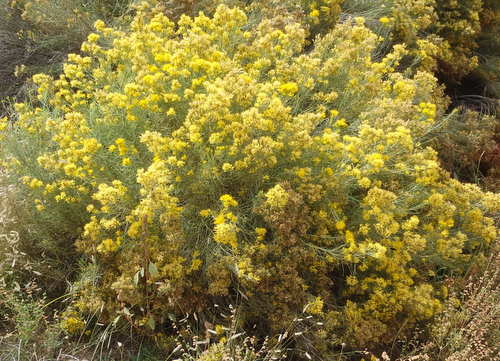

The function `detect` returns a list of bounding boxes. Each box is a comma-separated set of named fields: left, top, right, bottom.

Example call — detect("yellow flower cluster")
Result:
left=306, top=0, right=344, bottom=30
left=305, top=296, right=324, bottom=315
left=265, top=184, right=289, bottom=209
left=60, top=314, right=85, bottom=334
left=278, top=82, right=299, bottom=97
left=214, top=223, right=238, bottom=249
left=2, top=4, right=498, bottom=354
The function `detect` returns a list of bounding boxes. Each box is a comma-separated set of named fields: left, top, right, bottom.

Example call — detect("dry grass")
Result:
left=394, top=243, right=500, bottom=361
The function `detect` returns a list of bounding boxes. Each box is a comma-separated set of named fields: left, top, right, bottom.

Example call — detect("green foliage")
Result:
left=0, top=288, right=64, bottom=360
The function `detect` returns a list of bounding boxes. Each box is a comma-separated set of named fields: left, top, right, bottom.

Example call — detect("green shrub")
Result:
left=433, top=108, right=498, bottom=188
left=1, top=4, right=498, bottom=356
left=476, top=0, right=500, bottom=98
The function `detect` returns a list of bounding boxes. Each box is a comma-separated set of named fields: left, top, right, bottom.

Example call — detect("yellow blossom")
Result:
left=222, top=163, right=233, bottom=172
left=219, top=194, right=238, bottom=208
left=255, top=227, right=267, bottom=241
left=310, top=9, right=320, bottom=18
left=265, top=184, right=289, bottom=209
left=214, top=223, right=238, bottom=249
left=305, top=297, right=324, bottom=315
left=278, top=82, right=299, bottom=97
left=199, top=209, right=211, bottom=217
left=335, top=220, right=346, bottom=231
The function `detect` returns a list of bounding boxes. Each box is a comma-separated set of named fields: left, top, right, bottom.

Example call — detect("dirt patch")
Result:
left=0, top=30, right=25, bottom=107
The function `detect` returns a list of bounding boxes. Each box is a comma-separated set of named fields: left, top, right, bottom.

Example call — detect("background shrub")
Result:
left=0, top=0, right=132, bottom=115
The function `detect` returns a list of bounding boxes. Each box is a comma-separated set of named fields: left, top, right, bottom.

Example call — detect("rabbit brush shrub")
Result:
left=326, top=0, right=486, bottom=78
left=1, top=4, right=498, bottom=352
left=155, top=0, right=488, bottom=80
left=156, top=0, right=344, bottom=40
left=0, top=0, right=132, bottom=113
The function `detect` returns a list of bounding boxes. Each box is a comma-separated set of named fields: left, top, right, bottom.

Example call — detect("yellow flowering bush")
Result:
left=267, top=0, right=490, bottom=78
left=0, top=0, right=132, bottom=115
left=157, top=0, right=344, bottom=40
left=1, top=4, right=498, bottom=354
left=433, top=0, right=483, bottom=78
left=346, top=0, right=487, bottom=78
left=249, top=0, right=344, bottom=36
